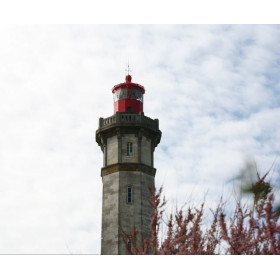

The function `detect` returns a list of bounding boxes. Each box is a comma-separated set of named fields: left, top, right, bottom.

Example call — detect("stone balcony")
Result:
left=97, top=112, right=160, bottom=132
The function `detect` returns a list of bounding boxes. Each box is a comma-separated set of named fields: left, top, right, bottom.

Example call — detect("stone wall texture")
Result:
left=96, top=113, right=161, bottom=254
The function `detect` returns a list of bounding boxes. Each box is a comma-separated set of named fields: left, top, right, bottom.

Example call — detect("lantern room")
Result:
left=112, top=74, right=145, bottom=113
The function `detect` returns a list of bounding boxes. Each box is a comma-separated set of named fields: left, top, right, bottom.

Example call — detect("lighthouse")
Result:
left=96, top=73, right=161, bottom=254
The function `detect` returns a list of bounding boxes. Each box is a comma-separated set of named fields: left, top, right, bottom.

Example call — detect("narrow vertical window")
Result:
left=127, top=142, right=133, bottom=156
left=127, top=186, right=132, bottom=203
left=127, top=239, right=132, bottom=252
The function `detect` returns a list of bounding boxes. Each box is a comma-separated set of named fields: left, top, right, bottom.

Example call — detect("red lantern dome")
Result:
left=112, top=75, right=145, bottom=114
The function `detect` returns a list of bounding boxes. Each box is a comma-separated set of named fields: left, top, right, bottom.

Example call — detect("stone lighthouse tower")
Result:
left=96, top=73, right=161, bottom=254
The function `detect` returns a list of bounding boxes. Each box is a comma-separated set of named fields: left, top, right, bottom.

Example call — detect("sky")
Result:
left=0, top=24, right=280, bottom=254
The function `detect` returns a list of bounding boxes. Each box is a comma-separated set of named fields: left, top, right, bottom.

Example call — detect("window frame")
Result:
left=127, top=238, right=132, bottom=252
left=127, top=186, right=133, bottom=204
left=126, top=142, right=133, bottom=156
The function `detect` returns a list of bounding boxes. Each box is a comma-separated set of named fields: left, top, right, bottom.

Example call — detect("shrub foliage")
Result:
left=122, top=171, right=280, bottom=254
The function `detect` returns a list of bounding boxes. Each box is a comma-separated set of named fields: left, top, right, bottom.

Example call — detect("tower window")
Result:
left=127, top=239, right=132, bottom=251
left=127, top=186, right=132, bottom=203
left=126, top=142, right=133, bottom=156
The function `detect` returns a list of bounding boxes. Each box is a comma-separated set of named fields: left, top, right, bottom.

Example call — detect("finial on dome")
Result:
left=125, top=63, right=132, bottom=83
left=126, top=74, right=132, bottom=83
